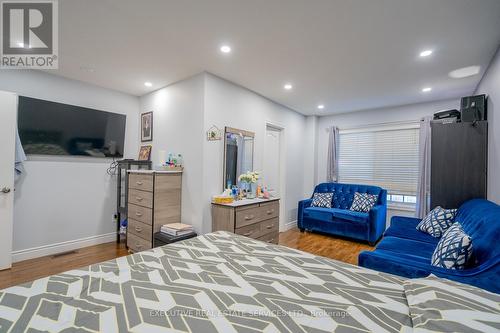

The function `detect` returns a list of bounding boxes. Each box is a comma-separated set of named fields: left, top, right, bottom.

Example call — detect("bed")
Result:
left=0, top=231, right=498, bottom=332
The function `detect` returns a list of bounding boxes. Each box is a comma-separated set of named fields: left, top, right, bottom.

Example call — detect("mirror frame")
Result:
left=223, top=126, right=255, bottom=191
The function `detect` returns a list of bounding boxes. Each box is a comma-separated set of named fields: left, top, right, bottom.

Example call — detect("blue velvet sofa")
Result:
left=298, top=183, right=387, bottom=245
left=359, top=199, right=500, bottom=293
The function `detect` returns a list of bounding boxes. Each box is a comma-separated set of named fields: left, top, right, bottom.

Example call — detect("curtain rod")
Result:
left=325, top=119, right=421, bottom=132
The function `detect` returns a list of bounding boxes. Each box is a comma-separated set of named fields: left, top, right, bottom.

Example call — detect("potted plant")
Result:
left=238, top=171, right=260, bottom=199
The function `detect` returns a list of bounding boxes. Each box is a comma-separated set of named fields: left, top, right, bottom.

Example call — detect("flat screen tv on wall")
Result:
left=18, top=96, right=127, bottom=158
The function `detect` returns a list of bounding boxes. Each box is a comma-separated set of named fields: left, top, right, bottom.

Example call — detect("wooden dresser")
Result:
left=212, top=198, right=280, bottom=244
left=127, top=170, right=182, bottom=252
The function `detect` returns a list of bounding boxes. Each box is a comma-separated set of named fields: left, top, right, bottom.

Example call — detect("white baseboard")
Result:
left=12, top=232, right=117, bottom=263
left=282, top=220, right=297, bottom=232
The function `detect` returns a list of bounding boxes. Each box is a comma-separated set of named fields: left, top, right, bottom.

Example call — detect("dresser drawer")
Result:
left=128, top=204, right=152, bottom=225
left=128, top=219, right=152, bottom=242
left=259, top=201, right=279, bottom=220
left=235, top=222, right=262, bottom=239
left=235, top=204, right=260, bottom=228
left=129, top=173, right=153, bottom=192
left=260, top=217, right=279, bottom=236
left=258, top=231, right=278, bottom=245
left=128, top=189, right=153, bottom=208
left=127, top=233, right=152, bottom=252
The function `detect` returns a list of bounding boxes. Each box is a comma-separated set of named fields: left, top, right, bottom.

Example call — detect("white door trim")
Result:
left=265, top=122, right=286, bottom=232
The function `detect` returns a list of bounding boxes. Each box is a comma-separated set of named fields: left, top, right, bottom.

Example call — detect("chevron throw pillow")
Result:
left=311, top=192, right=333, bottom=208
left=350, top=192, right=378, bottom=212
left=416, top=206, right=457, bottom=238
left=431, top=223, right=473, bottom=270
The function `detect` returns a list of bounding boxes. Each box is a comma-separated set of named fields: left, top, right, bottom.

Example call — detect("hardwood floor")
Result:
left=0, top=242, right=129, bottom=290
left=0, top=228, right=374, bottom=290
left=279, top=228, right=374, bottom=265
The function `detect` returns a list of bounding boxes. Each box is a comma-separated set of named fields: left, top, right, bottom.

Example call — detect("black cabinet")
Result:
left=431, top=121, right=487, bottom=209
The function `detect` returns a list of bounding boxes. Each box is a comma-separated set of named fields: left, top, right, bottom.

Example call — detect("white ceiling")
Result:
left=52, top=0, right=500, bottom=115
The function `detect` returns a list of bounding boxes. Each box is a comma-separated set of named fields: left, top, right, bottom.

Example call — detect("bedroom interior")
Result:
left=0, top=0, right=499, bottom=332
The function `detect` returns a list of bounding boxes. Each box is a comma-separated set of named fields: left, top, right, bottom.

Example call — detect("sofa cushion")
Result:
left=303, top=207, right=370, bottom=224
left=331, top=209, right=369, bottom=224
left=350, top=192, right=378, bottom=212
left=313, top=183, right=384, bottom=210
left=303, top=207, right=334, bottom=221
left=431, top=223, right=473, bottom=270
left=416, top=206, right=457, bottom=238
left=311, top=192, right=333, bottom=208
left=385, top=216, right=439, bottom=245
left=376, top=236, right=437, bottom=261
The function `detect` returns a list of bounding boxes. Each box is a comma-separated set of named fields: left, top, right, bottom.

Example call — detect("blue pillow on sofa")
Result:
left=416, top=206, right=457, bottom=238
left=311, top=192, right=333, bottom=208
left=350, top=192, right=378, bottom=212
left=431, top=222, right=473, bottom=270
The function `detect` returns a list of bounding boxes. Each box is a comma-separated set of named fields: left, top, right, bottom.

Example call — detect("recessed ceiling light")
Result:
left=422, top=87, right=432, bottom=92
left=419, top=49, right=433, bottom=57
left=144, top=82, right=153, bottom=87
left=317, top=104, right=325, bottom=109
left=284, top=83, right=293, bottom=90
left=220, top=45, right=231, bottom=53
left=449, top=65, right=481, bottom=79
left=17, top=42, right=24, bottom=47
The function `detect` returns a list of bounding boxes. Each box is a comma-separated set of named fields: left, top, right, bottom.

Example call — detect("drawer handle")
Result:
left=136, top=181, right=143, bottom=185
left=267, top=239, right=274, bottom=243
left=135, top=212, right=143, bottom=217
left=266, top=225, right=274, bottom=229
left=266, top=209, right=275, bottom=214
left=243, top=232, right=252, bottom=236
left=136, top=197, right=143, bottom=201
left=135, top=226, right=142, bottom=232
left=136, top=244, right=143, bottom=249
left=244, top=215, right=255, bottom=220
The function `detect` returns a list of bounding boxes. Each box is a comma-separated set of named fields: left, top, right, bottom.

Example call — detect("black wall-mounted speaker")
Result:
left=461, top=94, right=487, bottom=122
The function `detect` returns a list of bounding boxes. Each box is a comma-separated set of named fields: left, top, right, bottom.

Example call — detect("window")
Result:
left=338, top=123, right=420, bottom=209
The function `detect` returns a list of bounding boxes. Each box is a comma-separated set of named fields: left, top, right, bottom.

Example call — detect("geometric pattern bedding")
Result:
left=0, top=231, right=412, bottom=333
left=404, top=275, right=500, bottom=333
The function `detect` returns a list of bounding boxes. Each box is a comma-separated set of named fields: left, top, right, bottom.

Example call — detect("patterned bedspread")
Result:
left=1, top=231, right=494, bottom=332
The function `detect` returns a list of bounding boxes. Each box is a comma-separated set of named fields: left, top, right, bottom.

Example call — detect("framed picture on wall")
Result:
left=138, top=145, right=152, bottom=161
left=141, top=111, right=153, bottom=142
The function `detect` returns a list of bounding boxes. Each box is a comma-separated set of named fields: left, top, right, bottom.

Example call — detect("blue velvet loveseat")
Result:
left=359, top=199, right=500, bottom=293
left=298, top=183, right=387, bottom=245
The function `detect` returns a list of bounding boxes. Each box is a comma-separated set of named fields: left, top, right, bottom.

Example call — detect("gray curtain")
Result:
left=326, top=126, right=339, bottom=182
left=416, top=116, right=432, bottom=218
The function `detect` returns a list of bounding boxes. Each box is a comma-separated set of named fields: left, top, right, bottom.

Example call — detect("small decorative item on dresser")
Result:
left=138, top=145, right=152, bottom=161
left=154, top=231, right=197, bottom=247
left=238, top=171, right=260, bottom=199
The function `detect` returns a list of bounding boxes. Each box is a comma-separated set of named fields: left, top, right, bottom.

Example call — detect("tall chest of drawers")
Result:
left=212, top=198, right=280, bottom=244
left=127, top=170, right=182, bottom=252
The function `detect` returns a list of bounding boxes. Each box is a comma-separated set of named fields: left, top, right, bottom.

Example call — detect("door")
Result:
left=0, top=91, right=17, bottom=270
left=264, top=126, right=281, bottom=198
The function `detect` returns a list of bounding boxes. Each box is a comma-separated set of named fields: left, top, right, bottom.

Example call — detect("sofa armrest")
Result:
left=297, top=199, right=313, bottom=229
left=368, top=204, right=387, bottom=243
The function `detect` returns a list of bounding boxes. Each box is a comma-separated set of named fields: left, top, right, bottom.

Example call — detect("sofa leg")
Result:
left=299, top=228, right=305, bottom=233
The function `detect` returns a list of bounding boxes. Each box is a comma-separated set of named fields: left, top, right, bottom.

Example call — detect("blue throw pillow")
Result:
left=416, top=206, right=457, bottom=238
left=311, top=192, right=333, bottom=208
left=431, top=222, right=473, bottom=270
left=350, top=192, right=378, bottom=212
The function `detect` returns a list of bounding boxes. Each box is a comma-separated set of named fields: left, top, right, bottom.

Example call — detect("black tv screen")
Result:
left=18, top=96, right=126, bottom=158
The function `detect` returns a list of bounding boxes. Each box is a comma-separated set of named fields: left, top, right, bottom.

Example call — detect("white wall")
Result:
left=0, top=70, right=140, bottom=259
left=475, top=47, right=500, bottom=204
left=202, top=73, right=308, bottom=232
left=139, top=74, right=205, bottom=232
left=140, top=73, right=309, bottom=233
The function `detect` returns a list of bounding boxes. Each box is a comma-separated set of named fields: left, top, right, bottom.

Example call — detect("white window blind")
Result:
left=338, top=124, right=420, bottom=195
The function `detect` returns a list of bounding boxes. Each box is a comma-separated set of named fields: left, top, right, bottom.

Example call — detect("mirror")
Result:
left=223, top=127, right=255, bottom=190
